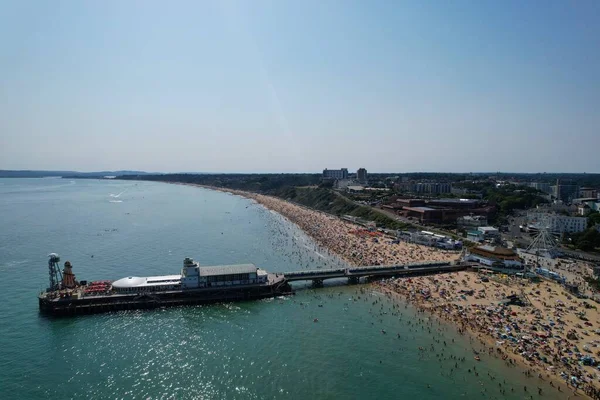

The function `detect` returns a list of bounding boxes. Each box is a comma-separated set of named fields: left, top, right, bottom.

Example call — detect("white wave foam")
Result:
left=109, top=188, right=129, bottom=198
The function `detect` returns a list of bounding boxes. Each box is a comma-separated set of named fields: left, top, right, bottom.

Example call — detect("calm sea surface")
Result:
left=0, top=178, right=561, bottom=399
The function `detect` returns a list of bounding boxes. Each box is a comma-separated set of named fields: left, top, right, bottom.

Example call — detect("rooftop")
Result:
left=198, top=264, right=257, bottom=276
left=405, top=206, right=437, bottom=212
left=473, top=245, right=517, bottom=257
left=460, top=215, right=486, bottom=220
left=112, top=274, right=181, bottom=289
left=347, top=185, right=365, bottom=191
left=429, top=198, right=479, bottom=204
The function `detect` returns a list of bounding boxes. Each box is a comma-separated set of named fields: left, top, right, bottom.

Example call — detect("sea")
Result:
left=0, top=178, right=563, bottom=399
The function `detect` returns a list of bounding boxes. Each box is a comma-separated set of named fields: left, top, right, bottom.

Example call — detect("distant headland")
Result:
left=0, top=170, right=151, bottom=178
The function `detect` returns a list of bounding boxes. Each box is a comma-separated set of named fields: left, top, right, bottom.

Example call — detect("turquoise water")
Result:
left=0, top=179, right=562, bottom=399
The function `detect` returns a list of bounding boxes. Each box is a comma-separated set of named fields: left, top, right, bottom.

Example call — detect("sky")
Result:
left=1, top=0, right=599, bottom=173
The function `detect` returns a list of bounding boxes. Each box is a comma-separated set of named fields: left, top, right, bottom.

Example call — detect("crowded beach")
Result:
left=221, top=189, right=457, bottom=267
left=187, top=183, right=600, bottom=398
left=376, top=268, right=600, bottom=399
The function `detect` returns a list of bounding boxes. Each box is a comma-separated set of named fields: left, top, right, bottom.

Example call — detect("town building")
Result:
left=551, top=215, right=587, bottom=234
left=467, top=230, right=485, bottom=242
left=477, top=226, right=500, bottom=239
left=578, top=204, right=592, bottom=216
left=529, top=182, right=552, bottom=195
left=356, top=168, right=368, bottom=184
left=396, top=199, right=426, bottom=207
left=395, top=181, right=452, bottom=195
left=427, top=198, right=480, bottom=209
left=398, top=230, right=462, bottom=249
left=580, top=188, right=599, bottom=199
left=552, top=179, right=580, bottom=202
left=573, top=198, right=599, bottom=205
left=391, top=198, right=493, bottom=224
left=335, top=179, right=352, bottom=190
left=322, top=168, right=348, bottom=180
left=526, top=212, right=588, bottom=234
left=467, top=245, right=523, bottom=270
left=346, top=185, right=365, bottom=193
left=451, top=187, right=469, bottom=196
left=403, top=206, right=441, bottom=223
left=580, top=200, right=600, bottom=212
left=457, top=215, right=488, bottom=229
left=534, top=202, right=577, bottom=214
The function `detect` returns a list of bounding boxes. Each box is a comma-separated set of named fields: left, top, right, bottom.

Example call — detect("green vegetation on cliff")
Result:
left=273, top=187, right=410, bottom=230
left=120, top=173, right=321, bottom=192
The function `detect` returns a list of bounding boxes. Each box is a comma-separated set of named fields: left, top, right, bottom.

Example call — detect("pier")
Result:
left=280, top=261, right=468, bottom=287
left=40, top=255, right=470, bottom=316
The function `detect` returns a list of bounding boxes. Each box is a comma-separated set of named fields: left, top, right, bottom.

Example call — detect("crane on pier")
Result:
left=48, top=253, right=63, bottom=291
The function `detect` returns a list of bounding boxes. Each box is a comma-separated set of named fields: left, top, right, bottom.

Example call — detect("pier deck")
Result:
left=281, top=261, right=468, bottom=285
left=40, top=261, right=470, bottom=316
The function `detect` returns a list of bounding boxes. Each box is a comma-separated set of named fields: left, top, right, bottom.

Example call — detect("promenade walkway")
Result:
left=281, top=261, right=469, bottom=286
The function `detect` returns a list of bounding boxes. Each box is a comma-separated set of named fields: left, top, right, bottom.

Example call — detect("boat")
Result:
left=38, top=253, right=292, bottom=316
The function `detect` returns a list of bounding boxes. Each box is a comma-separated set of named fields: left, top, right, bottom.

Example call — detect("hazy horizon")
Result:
left=3, top=168, right=600, bottom=176
left=1, top=1, right=599, bottom=173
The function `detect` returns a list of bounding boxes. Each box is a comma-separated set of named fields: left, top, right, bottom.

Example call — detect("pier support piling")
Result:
left=312, top=279, right=324, bottom=288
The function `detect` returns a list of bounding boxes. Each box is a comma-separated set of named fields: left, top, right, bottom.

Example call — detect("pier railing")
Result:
left=281, top=261, right=466, bottom=284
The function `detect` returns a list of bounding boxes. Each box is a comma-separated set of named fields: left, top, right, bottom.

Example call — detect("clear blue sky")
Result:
left=1, top=0, right=598, bottom=173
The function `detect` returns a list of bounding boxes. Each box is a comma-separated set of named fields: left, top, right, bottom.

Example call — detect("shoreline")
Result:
left=177, top=182, right=459, bottom=267
left=376, top=282, right=581, bottom=399
left=175, top=181, right=598, bottom=399
left=375, top=272, right=600, bottom=400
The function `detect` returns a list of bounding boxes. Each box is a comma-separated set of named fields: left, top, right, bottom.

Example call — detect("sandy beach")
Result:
left=191, top=185, right=459, bottom=267
left=184, top=183, right=600, bottom=399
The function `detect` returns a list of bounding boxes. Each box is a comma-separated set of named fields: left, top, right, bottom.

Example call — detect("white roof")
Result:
left=478, top=226, right=498, bottom=232
left=112, top=274, right=181, bottom=289
left=461, top=215, right=485, bottom=220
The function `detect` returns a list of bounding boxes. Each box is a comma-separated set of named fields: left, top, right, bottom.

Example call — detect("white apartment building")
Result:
left=322, top=168, right=348, bottom=180
left=527, top=212, right=587, bottom=234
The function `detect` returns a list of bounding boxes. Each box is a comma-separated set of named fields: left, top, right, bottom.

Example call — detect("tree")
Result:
left=319, top=180, right=334, bottom=189
left=574, top=228, right=600, bottom=251
left=588, top=211, right=600, bottom=229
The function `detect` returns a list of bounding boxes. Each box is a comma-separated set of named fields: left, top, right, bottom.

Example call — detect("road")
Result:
left=501, top=214, right=531, bottom=248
